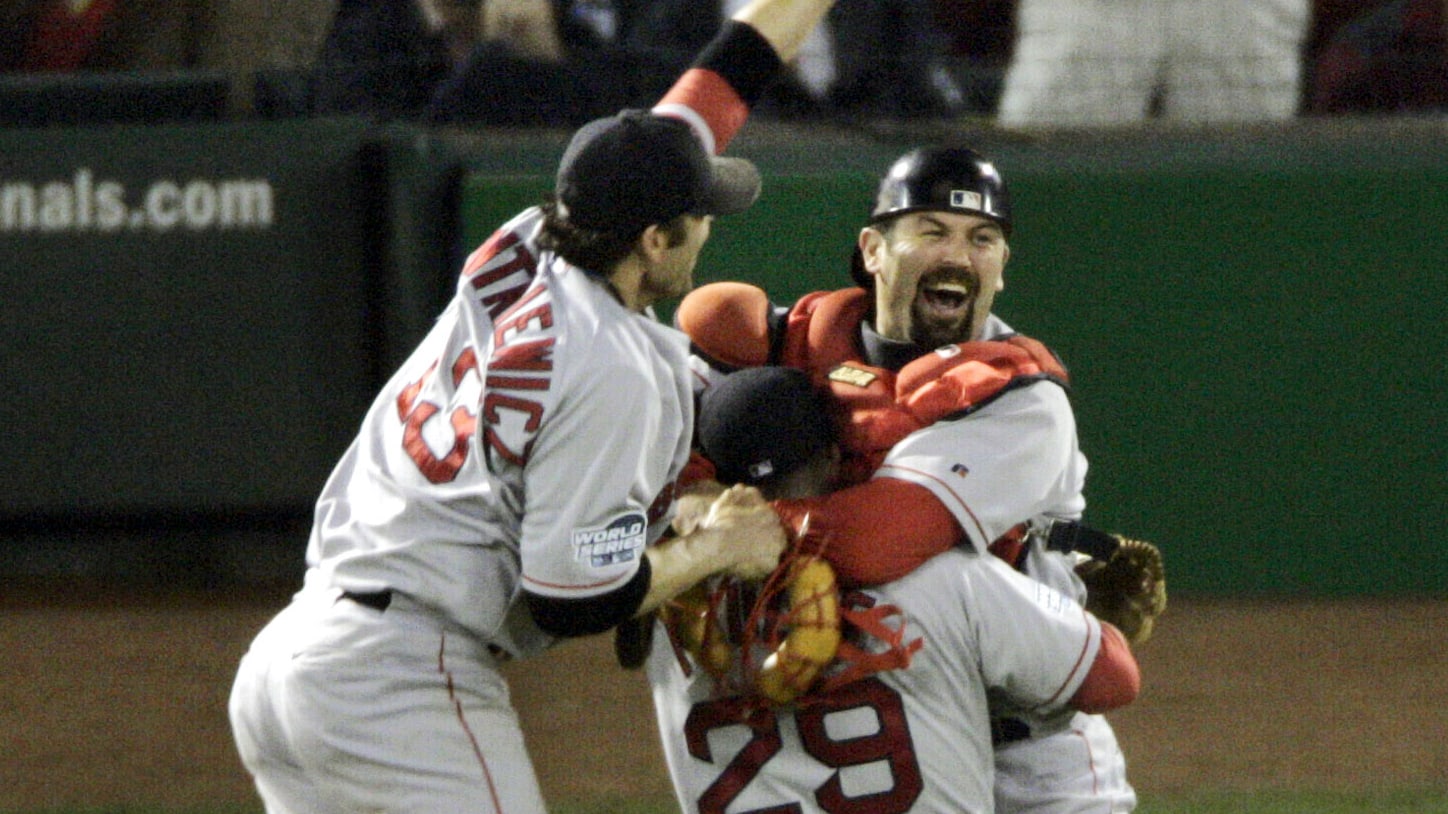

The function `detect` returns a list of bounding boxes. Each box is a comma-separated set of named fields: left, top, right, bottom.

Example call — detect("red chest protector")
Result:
left=776, top=289, right=1069, bottom=485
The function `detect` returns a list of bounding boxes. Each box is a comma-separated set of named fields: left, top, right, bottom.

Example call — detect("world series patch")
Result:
left=571, top=511, right=647, bottom=568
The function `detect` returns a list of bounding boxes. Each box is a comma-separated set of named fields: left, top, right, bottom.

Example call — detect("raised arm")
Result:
left=654, top=0, right=836, bottom=153
left=731, top=0, right=837, bottom=63
left=525, top=0, right=839, bottom=639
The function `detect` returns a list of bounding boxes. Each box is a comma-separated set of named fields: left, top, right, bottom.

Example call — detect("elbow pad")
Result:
left=524, top=558, right=651, bottom=638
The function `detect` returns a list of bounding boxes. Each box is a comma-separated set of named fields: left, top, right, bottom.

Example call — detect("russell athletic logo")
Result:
left=572, top=512, right=647, bottom=568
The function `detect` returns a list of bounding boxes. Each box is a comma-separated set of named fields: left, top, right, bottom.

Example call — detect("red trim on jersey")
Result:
left=521, top=568, right=635, bottom=592
left=656, top=69, right=750, bottom=152
left=872, top=462, right=992, bottom=544
left=1043, top=620, right=1096, bottom=707
left=440, top=632, right=508, bottom=811
left=1071, top=622, right=1141, bottom=713
left=772, top=478, right=962, bottom=588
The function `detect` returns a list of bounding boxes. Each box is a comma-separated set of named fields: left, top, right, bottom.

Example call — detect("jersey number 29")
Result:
left=684, top=678, right=923, bottom=814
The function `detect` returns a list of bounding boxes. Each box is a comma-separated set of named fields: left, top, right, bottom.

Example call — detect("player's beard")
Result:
left=908, top=267, right=980, bottom=349
left=639, top=257, right=695, bottom=305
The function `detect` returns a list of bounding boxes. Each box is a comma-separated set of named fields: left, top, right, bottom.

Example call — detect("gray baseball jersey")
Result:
left=230, top=208, right=693, bottom=814
left=307, top=206, right=691, bottom=657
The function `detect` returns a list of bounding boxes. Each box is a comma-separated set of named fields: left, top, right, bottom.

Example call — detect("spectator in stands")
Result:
left=825, top=0, right=967, bottom=118
left=0, top=2, right=40, bottom=71
left=1306, top=0, right=1447, bottom=114
left=996, top=0, right=1311, bottom=127
left=0, top=0, right=155, bottom=73
left=308, top=0, right=709, bottom=126
left=310, top=0, right=842, bottom=125
left=0, top=1, right=337, bottom=120
left=932, top=0, right=1016, bottom=114
left=309, top=0, right=454, bottom=119
left=423, top=0, right=701, bottom=126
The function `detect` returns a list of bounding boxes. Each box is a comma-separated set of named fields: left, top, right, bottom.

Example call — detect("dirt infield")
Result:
left=3, top=590, right=1443, bottom=811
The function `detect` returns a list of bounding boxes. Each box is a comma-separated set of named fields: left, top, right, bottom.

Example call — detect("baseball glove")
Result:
left=661, top=554, right=842, bottom=706
left=754, top=556, right=842, bottom=705
left=1075, top=535, right=1167, bottom=646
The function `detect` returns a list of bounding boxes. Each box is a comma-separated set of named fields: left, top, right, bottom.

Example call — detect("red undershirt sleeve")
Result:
left=653, top=21, right=784, bottom=152
left=772, top=478, right=963, bottom=588
left=1070, top=622, right=1141, bottom=713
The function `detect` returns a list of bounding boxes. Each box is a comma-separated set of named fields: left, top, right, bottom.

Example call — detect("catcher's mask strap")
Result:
left=1045, top=521, right=1121, bottom=561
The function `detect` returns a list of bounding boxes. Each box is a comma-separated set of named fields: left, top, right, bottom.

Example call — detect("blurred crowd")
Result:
left=1, top=0, right=1444, bottom=127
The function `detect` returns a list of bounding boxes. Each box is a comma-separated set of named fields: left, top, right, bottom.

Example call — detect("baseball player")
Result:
left=646, top=365, right=1141, bottom=814
left=673, top=147, right=1162, bottom=812
left=226, top=1, right=838, bottom=812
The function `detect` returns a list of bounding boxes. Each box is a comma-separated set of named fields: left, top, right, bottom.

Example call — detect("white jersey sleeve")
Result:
left=877, top=382, right=1088, bottom=553
left=494, top=259, right=694, bottom=602
left=960, top=554, right=1102, bottom=710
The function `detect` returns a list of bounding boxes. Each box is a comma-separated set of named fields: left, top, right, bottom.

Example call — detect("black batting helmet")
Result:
left=850, top=147, right=1012, bottom=288
left=871, top=147, right=1012, bottom=231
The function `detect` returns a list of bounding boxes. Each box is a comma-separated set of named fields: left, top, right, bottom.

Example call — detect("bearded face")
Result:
left=860, top=211, right=1010, bottom=349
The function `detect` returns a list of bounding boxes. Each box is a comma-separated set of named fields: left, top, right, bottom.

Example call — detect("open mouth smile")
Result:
left=917, top=274, right=979, bottom=319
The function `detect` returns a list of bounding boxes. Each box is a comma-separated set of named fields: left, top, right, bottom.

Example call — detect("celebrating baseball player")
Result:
left=674, top=146, right=1166, bottom=812
left=646, top=365, right=1142, bottom=813
left=226, top=1, right=837, bottom=812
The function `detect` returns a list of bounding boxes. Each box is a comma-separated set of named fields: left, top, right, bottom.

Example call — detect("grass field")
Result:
left=10, top=790, right=1448, bottom=814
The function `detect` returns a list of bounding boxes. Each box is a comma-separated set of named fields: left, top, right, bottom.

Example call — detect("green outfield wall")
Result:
left=460, top=123, right=1447, bottom=596
left=2, top=116, right=1443, bottom=595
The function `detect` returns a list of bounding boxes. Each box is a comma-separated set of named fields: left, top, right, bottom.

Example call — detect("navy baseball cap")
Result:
left=697, top=366, right=835, bottom=487
left=556, top=109, right=762, bottom=238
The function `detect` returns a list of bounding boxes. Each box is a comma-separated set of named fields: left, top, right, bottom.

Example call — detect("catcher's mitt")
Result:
left=662, top=554, right=842, bottom=706
left=1075, top=535, right=1167, bottom=646
left=755, top=557, right=842, bottom=705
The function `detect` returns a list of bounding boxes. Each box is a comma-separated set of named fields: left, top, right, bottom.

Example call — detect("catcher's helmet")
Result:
left=851, top=146, right=1012, bottom=288
left=870, top=147, right=1012, bottom=233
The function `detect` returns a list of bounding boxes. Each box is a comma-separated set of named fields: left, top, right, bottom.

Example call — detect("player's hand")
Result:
left=699, top=484, right=786, bottom=580
left=671, top=479, right=728, bottom=537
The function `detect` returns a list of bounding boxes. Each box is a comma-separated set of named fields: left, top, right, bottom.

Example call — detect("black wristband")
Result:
left=693, top=20, right=785, bottom=108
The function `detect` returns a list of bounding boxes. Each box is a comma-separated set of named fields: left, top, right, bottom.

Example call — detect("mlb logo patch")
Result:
left=950, top=190, right=983, bottom=211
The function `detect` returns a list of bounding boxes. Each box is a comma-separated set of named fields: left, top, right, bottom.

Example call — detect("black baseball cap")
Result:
left=555, top=109, right=762, bottom=237
left=697, top=366, right=835, bottom=487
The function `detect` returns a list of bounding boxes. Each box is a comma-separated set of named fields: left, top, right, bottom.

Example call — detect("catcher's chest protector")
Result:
left=780, top=288, right=1070, bottom=486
